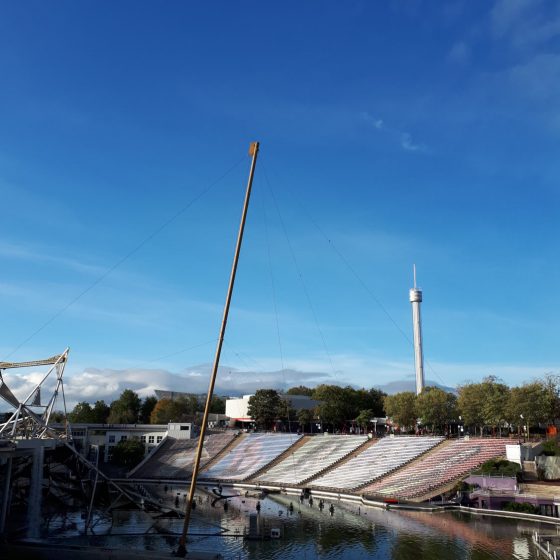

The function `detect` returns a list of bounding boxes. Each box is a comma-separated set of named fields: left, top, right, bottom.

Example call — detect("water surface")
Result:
left=46, top=488, right=546, bottom=559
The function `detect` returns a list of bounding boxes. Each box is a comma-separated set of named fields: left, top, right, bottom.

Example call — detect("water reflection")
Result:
left=45, top=488, right=542, bottom=559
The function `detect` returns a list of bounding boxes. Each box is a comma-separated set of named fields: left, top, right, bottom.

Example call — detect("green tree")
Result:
left=507, top=381, right=554, bottom=438
left=541, top=374, right=560, bottom=422
left=209, top=395, right=226, bottom=414
left=107, top=389, right=142, bottom=424
left=384, top=392, right=417, bottom=430
left=297, top=408, right=314, bottom=433
left=286, top=386, right=314, bottom=397
left=355, top=409, right=374, bottom=430
left=140, top=396, right=158, bottom=423
left=353, top=388, right=386, bottom=417
left=481, top=377, right=510, bottom=436
left=457, top=382, right=485, bottom=435
left=91, top=400, right=110, bottom=423
left=458, top=377, right=510, bottom=436
left=416, top=387, right=457, bottom=434
left=69, top=401, right=94, bottom=423
left=312, top=385, right=356, bottom=431
left=247, top=390, right=282, bottom=430
left=111, top=439, right=146, bottom=468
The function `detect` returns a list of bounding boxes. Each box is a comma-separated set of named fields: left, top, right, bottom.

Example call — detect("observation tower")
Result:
left=409, top=265, right=425, bottom=395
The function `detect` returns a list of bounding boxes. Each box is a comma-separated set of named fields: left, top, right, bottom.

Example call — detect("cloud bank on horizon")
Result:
left=0, top=358, right=556, bottom=412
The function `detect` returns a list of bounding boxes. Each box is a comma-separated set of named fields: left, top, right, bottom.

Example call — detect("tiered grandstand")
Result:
left=200, top=433, right=301, bottom=481
left=129, top=432, right=236, bottom=479
left=309, top=436, right=443, bottom=490
left=254, top=434, right=368, bottom=485
left=362, top=438, right=507, bottom=500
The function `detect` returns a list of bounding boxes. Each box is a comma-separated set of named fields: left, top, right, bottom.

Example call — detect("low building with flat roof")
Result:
left=53, top=422, right=192, bottom=462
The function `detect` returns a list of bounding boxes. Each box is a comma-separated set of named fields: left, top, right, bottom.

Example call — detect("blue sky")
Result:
left=1, top=1, right=559, bottom=406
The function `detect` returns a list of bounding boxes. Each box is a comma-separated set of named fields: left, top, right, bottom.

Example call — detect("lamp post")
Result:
left=519, top=414, right=524, bottom=445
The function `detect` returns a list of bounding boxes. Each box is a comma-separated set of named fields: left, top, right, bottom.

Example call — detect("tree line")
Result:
left=247, top=375, right=560, bottom=437
left=386, top=375, right=560, bottom=436
left=247, top=385, right=385, bottom=432
left=67, top=389, right=226, bottom=425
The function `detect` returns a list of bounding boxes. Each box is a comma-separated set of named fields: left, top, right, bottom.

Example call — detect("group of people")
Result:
left=298, top=491, right=335, bottom=515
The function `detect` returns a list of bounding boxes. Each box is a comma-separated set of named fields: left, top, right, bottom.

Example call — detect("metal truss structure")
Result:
left=0, top=349, right=70, bottom=439
left=0, top=349, right=173, bottom=537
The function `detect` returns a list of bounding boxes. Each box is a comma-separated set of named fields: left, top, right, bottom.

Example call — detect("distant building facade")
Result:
left=58, top=422, right=192, bottom=463
left=155, top=390, right=212, bottom=404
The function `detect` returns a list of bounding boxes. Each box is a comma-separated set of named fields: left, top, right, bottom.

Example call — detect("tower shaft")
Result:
left=409, top=266, right=425, bottom=395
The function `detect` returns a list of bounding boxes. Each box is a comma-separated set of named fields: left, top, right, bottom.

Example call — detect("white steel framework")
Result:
left=0, top=348, right=71, bottom=439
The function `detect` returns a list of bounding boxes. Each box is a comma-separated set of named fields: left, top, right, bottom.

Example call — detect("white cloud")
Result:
left=362, top=113, right=427, bottom=153
left=400, top=132, right=425, bottom=152
left=0, top=363, right=336, bottom=412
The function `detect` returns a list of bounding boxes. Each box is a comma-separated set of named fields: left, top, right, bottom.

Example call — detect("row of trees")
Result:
left=67, top=389, right=225, bottom=425
left=386, top=375, right=560, bottom=435
left=247, top=375, right=560, bottom=436
left=247, top=385, right=385, bottom=431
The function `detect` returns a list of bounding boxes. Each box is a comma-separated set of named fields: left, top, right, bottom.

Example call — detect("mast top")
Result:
left=249, top=142, right=259, bottom=156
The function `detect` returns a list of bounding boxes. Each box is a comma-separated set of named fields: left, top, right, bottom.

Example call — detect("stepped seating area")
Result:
left=310, top=436, right=443, bottom=490
left=200, top=433, right=301, bottom=481
left=363, top=438, right=508, bottom=499
left=130, top=432, right=236, bottom=479
left=254, top=434, right=367, bottom=485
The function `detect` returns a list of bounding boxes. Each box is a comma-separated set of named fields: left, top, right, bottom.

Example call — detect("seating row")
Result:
left=200, top=432, right=301, bottom=481
left=131, top=432, right=236, bottom=479
left=255, top=435, right=367, bottom=485
left=363, top=439, right=507, bottom=499
left=310, top=436, right=443, bottom=490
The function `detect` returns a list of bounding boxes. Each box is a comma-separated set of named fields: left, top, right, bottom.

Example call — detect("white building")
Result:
left=225, top=395, right=253, bottom=423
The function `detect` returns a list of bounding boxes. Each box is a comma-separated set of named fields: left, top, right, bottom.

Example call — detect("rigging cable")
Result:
left=261, top=179, right=299, bottom=480
left=263, top=164, right=339, bottom=382
left=133, top=339, right=217, bottom=370
left=222, top=340, right=268, bottom=373
left=3, top=156, right=246, bottom=361
left=261, top=181, right=286, bottom=380
left=271, top=165, right=448, bottom=388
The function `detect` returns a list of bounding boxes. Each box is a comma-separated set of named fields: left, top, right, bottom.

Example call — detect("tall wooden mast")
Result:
left=176, top=141, right=260, bottom=557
